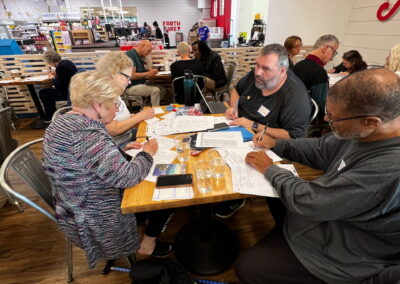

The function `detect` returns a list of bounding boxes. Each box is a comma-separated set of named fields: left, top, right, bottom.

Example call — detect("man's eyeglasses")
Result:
left=119, top=72, right=131, bottom=80
left=326, top=45, right=338, bottom=57
left=325, top=106, right=379, bottom=125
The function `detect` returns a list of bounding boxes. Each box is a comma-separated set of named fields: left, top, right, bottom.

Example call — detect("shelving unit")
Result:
left=71, top=30, right=94, bottom=45
left=93, top=27, right=109, bottom=42
left=51, top=30, right=72, bottom=53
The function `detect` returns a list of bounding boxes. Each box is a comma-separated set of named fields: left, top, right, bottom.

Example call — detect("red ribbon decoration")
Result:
left=377, top=0, right=400, bottom=21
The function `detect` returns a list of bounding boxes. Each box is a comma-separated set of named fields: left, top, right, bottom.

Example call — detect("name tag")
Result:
left=338, top=159, right=346, bottom=171
left=257, top=105, right=270, bottom=117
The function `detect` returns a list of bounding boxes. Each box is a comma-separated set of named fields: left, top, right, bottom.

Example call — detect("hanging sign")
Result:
left=377, top=0, right=400, bottom=21
left=41, top=12, right=80, bottom=21
left=162, top=21, right=181, bottom=32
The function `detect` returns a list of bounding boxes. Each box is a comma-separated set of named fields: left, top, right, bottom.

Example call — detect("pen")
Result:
left=145, top=137, right=149, bottom=142
left=258, top=122, right=269, bottom=142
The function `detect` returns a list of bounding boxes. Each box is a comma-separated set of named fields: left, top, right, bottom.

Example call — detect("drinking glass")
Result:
left=174, top=135, right=191, bottom=162
left=208, top=149, right=227, bottom=179
left=194, top=160, right=212, bottom=194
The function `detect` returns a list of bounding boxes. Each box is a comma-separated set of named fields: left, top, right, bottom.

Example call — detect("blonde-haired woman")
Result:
left=96, top=51, right=154, bottom=147
left=43, top=71, right=173, bottom=269
left=385, top=43, right=400, bottom=76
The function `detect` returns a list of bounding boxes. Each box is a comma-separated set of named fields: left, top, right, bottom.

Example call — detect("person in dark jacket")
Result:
left=191, top=40, right=227, bottom=93
left=153, top=21, right=163, bottom=39
left=39, top=49, right=78, bottom=122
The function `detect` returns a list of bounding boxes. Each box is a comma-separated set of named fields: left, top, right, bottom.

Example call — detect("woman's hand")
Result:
left=138, top=108, right=155, bottom=120
left=142, top=138, right=158, bottom=156
left=124, top=141, right=143, bottom=151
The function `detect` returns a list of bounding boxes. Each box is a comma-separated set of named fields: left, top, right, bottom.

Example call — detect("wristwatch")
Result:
left=252, top=122, right=259, bottom=132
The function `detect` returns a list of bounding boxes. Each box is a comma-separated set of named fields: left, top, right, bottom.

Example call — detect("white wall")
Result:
left=0, top=0, right=47, bottom=22
left=341, top=0, right=400, bottom=65
left=266, top=0, right=354, bottom=68
left=67, top=0, right=203, bottom=42
left=236, top=0, right=269, bottom=42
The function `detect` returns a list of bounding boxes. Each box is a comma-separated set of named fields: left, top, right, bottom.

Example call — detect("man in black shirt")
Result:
left=39, top=50, right=78, bottom=122
left=216, top=44, right=311, bottom=219
left=226, top=44, right=311, bottom=139
left=170, top=41, right=204, bottom=104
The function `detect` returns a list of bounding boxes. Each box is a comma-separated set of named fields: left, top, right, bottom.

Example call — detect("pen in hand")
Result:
left=258, top=123, right=269, bottom=142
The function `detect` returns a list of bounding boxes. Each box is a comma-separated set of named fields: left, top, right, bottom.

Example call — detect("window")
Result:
left=213, top=0, right=218, bottom=17
left=219, top=0, right=224, bottom=16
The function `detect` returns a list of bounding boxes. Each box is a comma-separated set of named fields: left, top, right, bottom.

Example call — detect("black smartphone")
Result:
left=209, top=122, right=229, bottom=132
left=156, top=174, right=193, bottom=188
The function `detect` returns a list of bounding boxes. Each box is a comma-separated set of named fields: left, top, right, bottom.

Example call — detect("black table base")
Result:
left=175, top=205, right=239, bottom=275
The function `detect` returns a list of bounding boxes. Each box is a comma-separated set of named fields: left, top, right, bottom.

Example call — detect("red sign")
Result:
left=162, top=21, right=181, bottom=32
left=377, top=0, right=400, bottom=21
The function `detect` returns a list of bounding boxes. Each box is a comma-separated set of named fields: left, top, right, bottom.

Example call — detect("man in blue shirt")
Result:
left=198, top=20, right=210, bottom=42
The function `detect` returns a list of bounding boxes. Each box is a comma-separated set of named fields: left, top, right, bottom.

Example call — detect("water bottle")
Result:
left=183, top=70, right=195, bottom=106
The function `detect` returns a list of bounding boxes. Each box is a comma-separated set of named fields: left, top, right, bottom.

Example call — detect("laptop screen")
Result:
left=196, top=83, right=213, bottom=114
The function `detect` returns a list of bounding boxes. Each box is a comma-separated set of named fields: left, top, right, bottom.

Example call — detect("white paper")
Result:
left=150, top=136, right=175, bottom=150
left=230, top=163, right=278, bottom=198
left=195, top=132, right=244, bottom=148
left=161, top=112, right=176, bottom=120
left=213, top=116, right=231, bottom=125
left=152, top=186, right=194, bottom=201
left=0, top=79, right=15, bottom=84
left=23, top=75, right=49, bottom=82
left=145, top=117, right=160, bottom=123
left=153, top=107, right=164, bottom=114
left=157, top=71, right=171, bottom=75
left=146, top=116, right=215, bottom=136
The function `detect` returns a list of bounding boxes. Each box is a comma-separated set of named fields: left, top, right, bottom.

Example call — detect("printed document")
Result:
left=195, top=131, right=244, bottom=148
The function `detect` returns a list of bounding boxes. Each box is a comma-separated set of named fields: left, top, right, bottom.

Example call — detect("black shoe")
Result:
left=214, top=199, right=246, bottom=218
left=151, top=241, right=174, bottom=257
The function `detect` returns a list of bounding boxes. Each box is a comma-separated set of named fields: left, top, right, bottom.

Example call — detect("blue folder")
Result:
left=216, top=126, right=254, bottom=142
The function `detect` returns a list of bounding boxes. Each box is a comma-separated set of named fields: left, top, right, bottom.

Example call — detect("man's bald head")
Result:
left=328, top=69, right=400, bottom=122
left=137, top=40, right=153, bottom=57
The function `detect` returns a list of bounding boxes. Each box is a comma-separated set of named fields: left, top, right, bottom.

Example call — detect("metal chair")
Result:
left=215, top=62, right=238, bottom=102
left=306, top=98, right=321, bottom=138
left=0, top=107, right=20, bottom=209
left=309, top=98, right=319, bottom=124
left=52, top=106, right=72, bottom=121
left=0, top=138, right=74, bottom=282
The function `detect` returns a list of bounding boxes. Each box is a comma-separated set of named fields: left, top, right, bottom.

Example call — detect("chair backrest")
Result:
left=0, top=107, right=15, bottom=165
left=309, top=98, right=319, bottom=124
left=0, top=138, right=56, bottom=222
left=52, top=106, right=72, bottom=122
left=224, top=61, right=238, bottom=89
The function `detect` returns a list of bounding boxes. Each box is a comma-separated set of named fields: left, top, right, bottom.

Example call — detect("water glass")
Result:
left=194, top=160, right=212, bottom=194
left=174, top=135, right=191, bottom=162
left=210, top=158, right=226, bottom=179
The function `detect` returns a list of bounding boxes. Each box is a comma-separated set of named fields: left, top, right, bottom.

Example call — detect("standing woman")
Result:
left=284, top=35, right=303, bottom=70
left=43, top=71, right=173, bottom=269
left=153, top=21, right=163, bottom=39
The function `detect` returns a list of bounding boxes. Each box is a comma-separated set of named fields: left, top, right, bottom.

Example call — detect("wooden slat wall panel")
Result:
left=0, top=47, right=312, bottom=114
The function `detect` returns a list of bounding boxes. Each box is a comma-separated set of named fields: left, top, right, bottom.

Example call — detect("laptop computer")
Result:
left=196, top=83, right=228, bottom=114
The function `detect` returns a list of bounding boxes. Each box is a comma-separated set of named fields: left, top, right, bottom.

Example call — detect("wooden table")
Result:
left=0, top=75, right=52, bottom=129
left=121, top=107, right=323, bottom=274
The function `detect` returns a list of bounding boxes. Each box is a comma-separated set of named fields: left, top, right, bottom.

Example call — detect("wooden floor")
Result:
left=0, top=117, right=278, bottom=284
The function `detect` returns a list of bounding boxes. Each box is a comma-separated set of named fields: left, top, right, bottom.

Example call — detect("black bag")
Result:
left=129, top=258, right=194, bottom=284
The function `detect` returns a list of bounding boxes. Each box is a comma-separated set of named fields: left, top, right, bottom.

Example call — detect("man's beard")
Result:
left=332, top=126, right=371, bottom=140
left=255, top=75, right=280, bottom=90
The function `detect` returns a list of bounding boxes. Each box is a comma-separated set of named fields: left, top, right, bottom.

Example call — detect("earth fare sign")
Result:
left=163, top=21, right=182, bottom=32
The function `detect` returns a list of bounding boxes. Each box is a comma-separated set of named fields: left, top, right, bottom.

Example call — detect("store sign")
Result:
left=162, top=21, right=181, bottom=32
left=377, top=0, right=400, bottom=21
left=41, top=12, right=81, bottom=21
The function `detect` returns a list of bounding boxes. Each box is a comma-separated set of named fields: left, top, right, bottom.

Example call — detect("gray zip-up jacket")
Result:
left=266, top=133, right=400, bottom=283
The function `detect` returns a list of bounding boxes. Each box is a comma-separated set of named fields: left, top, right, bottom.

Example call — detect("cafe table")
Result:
left=121, top=106, right=323, bottom=275
left=0, top=75, right=52, bottom=129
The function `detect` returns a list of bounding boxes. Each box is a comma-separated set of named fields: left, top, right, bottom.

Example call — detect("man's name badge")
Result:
left=338, top=159, right=346, bottom=171
left=257, top=105, right=270, bottom=117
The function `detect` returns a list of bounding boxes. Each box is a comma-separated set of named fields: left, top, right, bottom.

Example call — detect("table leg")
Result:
left=27, top=84, right=48, bottom=129
left=175, top=204, right=239, bottom=275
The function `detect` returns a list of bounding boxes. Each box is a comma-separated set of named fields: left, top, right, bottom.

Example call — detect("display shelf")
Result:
left=71, top=30, right=94, bottom=45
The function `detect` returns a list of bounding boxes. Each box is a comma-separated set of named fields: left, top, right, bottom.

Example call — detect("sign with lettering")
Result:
left=162, top=21, right=182, bottom=32
left=41, top=12, right=80, bottom=21
left=377, top=0, right=400, bottom=21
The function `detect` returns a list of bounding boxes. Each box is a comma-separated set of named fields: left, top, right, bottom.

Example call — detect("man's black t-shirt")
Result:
left=171, top=59, right=204, bottom=104
left=235, top=69, right=311, bottom=138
